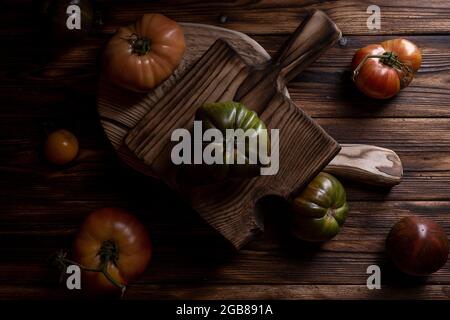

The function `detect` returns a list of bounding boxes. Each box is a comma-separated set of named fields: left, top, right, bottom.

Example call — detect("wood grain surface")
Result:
left=1, top=0, right=450, bottom=300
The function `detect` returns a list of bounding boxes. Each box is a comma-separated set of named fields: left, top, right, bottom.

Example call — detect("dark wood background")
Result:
left=1, top=0, right=450, bottom=299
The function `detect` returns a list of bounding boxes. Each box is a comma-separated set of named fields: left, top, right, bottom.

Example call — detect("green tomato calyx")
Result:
left=99, top=239, right=119, bottom=266
left=127, top=33, right=151, bottom=56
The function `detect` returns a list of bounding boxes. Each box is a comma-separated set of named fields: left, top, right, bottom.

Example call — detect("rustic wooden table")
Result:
left=1, top=0, right=450, bottom=300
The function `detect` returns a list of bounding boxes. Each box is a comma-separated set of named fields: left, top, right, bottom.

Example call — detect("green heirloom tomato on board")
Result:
left=181, top=101, right=270, bottom=185
left=290, top=172, right=349, bottom=242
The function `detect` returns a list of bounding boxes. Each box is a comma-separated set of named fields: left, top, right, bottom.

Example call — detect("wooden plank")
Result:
left=1, top=34, right=449, bottom=118
left=317, top=118, right=450, bottom=150
left=1, top=284, right=450, bottom=300
left=1, top=163, right=450, bottom=202
left=4, top=118, right=450, bottom=160
left=344, top=172, right=450, bottom=201
left=0, top=246, right=449, bottom=287
left=119, top=284, right=450, bottom=300
left=1, top=200, right=450, bottom=249
left=4, top=143, right=444, bottom=174
left=96, top=0, right=450, bottom=36
left=4, top=0, right=450, bottom=36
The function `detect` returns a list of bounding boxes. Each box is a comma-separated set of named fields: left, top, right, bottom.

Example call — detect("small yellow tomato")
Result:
left=44, top=129, right=79, bottom=165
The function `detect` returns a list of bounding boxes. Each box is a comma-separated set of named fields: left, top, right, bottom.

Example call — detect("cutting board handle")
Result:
left=274, top=10, right=342, bottom=86
left=324, top=144, right=403, bottom=187
left=237, top=10, right=341, bottom=113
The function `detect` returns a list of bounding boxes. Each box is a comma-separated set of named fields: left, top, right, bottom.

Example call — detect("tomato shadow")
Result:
left=337, top=70, right=400, bottom=115
left=343, top=176, right=395, bottom=198
left=380, top=254, right=431, bottom=285
left=256, top=195, right=324, bottom=259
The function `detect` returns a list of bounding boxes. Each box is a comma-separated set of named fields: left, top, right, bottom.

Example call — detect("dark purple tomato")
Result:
left=386, top=216, right=449, bottom=276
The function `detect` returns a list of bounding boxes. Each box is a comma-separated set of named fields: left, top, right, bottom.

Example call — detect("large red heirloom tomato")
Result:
left=102, top=13, right=185, bottom=92
left=351, top=39, right=422, bottom=99
left=73, top=208, right=152, bottom=293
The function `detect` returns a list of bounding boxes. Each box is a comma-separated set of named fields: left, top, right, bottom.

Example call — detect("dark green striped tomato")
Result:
left=291, top=172, right=349, bottom=242
left=181, top=101, right=269, bottom=185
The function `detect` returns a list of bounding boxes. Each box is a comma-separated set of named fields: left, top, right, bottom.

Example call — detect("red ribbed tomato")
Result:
left=351, top=39, right=422, bottom=99
left=72, top=208, right=152, bottom=294
left=102, top=13, right=185, bottom=92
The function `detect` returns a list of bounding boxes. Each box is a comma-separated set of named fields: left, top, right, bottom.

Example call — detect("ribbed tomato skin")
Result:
left=351, top=39, right=421, bottom=99
left=73, top=207, right=152, bottom=294
left=290, top=172, right=349, bottom=242
left=103, top=14, right=185, bottom=92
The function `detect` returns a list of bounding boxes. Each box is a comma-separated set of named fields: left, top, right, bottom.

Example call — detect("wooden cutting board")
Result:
left=97, top=11, right=402, bottom=248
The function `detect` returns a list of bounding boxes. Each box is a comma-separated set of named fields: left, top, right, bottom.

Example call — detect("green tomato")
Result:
left=290, top=172, right=349, bottom=242
left=181, top=101, right=269, bottom=185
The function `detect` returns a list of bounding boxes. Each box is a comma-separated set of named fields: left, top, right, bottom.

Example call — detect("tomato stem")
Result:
left=125, top=33, right=151, bottom=56
left=52, top=249, right=127, bottom=297
left=352, top=52, right=413, bottom=85
left=100, top=264, right=126, bottom=298
left=99, top=239, right=119, bottom=265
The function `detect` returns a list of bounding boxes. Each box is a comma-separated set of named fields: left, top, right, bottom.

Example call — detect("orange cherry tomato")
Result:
left=72, top=208, right=152, bottom=294
left=44, top=129, right=79, bottom=165
left=351, top=39, right=422, bottom=99
left=102, top=13, right=185, bottom=92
